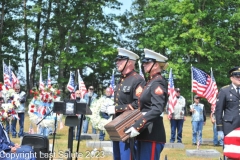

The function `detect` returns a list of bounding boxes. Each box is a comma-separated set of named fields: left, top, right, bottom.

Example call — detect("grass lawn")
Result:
left=11, top=114, right=223, bottom=160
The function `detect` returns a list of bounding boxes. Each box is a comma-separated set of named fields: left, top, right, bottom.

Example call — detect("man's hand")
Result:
left=10, top=146, right=17, bottom=153
left=167, top=114, right=172, bottom=120
left=125, top=127, right=140, bottom=138
left=14, top=143, right=20, bottom=148
left=106, top=105, right=115, bottom=115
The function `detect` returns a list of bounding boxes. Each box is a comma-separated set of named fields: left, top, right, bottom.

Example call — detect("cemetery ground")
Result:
left=12, top=114, right=223, bottom=160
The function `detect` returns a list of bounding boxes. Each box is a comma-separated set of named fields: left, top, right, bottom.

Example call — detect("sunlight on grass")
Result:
left=11, top=114, right=223, bottom=160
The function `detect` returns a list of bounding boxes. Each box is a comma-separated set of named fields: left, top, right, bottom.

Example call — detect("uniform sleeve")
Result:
left=215, top=88, right=226, bottom=131
left=0, top=126, right=12, bottom=152
left=115, top=77, right=145, bottom=112
left=133, top=81, right=167, bottom=132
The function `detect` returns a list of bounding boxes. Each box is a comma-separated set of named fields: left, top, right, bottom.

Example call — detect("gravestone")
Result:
left=102, top=147, right=113, bottom=155
left=80, top=133, right=99, bottom=140
left=164, top=143, right=184, bottom=149
left=186, top=149, right=220, bottom=158
left=202, top=138, right=213, bottom=145
left=86, top=141, right=112, bottom=148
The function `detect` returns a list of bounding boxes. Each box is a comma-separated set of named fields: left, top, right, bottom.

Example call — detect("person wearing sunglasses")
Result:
left=83, top=86, right=98, bottom=134
left=124, top=49, right=168, bottom=160
left=168, top=88, right=186, bottom=143
left=216, top=67, right=240, bottom=159
left=11, top=84, right=26, bottom=138
left=0, top=92, right=36, bottom=160
left=190, top=95, right=206, bottom=145
left=105, top=48, right=145, bottom=160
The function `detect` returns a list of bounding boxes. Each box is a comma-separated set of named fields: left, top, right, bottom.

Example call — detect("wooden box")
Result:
left=104, top=109, right=143, bottom=141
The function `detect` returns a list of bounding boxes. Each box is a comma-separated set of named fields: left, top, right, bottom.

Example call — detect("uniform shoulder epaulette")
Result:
left=222, top=85, right=229, bottom=89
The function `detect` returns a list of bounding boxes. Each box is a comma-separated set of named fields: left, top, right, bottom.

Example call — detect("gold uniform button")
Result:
left=125, top=107, right=127, bottom=109
left=120, top=108, right=122, bottom=110
left=143, top=120, right=145, bottom=123
left=116, top=109, right=118, bottom=111
left=140, top=124, right=142, bottom=126
left=137, top=127, right=139, bottom=130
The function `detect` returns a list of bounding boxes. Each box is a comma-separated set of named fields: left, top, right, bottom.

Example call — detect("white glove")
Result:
left=125, top=127, right=140, bottom=138
left=218, top=131, right=224, bottom=139
left=106, top=105, right=115, bottom=115
left=100, top=105, right=107, bottom=112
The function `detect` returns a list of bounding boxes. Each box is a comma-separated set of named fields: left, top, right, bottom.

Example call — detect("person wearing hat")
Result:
left=83, top=86, right=98, bottom=134
left=168, top=88, right=186, bottom=143
left=105, top=48, right=145, bottom=160
left=215, top=66, right=240, bottom=159
left=190, top=95, right=206, bottom=145
left=123, top=48, right=168, bottom=160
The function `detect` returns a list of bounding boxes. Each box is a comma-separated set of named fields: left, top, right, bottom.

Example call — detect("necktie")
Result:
left=237, top=87, right=240, bottom=95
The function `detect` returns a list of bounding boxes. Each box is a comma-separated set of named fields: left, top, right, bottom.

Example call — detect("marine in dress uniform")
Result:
left=125, top=49, right=168, bottom=160
left=105, top=48, right=145, bottom=160
left=216, top=67, right=240, bottom=160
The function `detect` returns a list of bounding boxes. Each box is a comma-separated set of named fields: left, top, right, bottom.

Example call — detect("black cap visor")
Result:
left=115, top=55, right=129, bottom=62
left=232, top=72, right=240, bottom=77
left=142, top=58, right=156, bottom=63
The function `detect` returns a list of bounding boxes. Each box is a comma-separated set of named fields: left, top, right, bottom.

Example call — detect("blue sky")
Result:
left=103, top=0, right=132, bottom=14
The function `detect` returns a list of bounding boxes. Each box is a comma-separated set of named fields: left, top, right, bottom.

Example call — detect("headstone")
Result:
left=86, top=141, right=112, bottom=148
left=164, top=143, right=184, bottom=149
left=186, top=149, right=220, bottom=158
left=102, top=147, right=113, bottom=155
left=80, top=133, right=99, bottom=140
left=202, top=138, right=213, bottom=145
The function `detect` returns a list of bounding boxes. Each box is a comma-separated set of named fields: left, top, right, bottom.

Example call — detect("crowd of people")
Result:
left=0, top=48, right=239, bottom=160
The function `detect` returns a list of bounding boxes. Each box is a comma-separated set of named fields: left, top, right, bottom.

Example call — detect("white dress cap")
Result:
left=144, top=49, right=168, bottom=62
left=117, top=48, right=139, bottom=60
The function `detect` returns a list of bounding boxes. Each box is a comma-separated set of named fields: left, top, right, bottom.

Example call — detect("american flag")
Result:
left=209, top=69, right=218, bottom=112
left=47, top=67, right=51, bottom=88
left=39, top=67, right=45, bottom=91
left=70, top=92, right=76, bottom=99
left=224, top=127, right=240, bottom=159
left=109, top=70, right=115, bottom=96
left=8, top=65, right=13, bottom=88
left=191, top=67, right=217, bottom=106
left=3, top=61, right=11, bottom=88
left=67, top=72, right=75, bottom=92
left=167, top=68, right=177, bottom=116
left=138, top=60, right=145, bottom=79
left=11, top=71, right=19, bottom=88
left=77, top=69, right=87, bottom=98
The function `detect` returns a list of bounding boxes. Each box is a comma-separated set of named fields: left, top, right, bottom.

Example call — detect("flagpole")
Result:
left=191, top=64, right=193, bottom=106
left=9, top=60, right=12, bottom=88
left=2, top=60, right=4, bottom=83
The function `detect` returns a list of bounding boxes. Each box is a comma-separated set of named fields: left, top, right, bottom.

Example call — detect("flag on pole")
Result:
left=39, top=67, right=45, bottom=91
left=109, top=69, right=115, bottom=96
left=9, top=61, right=13, bottom=88
left=209, top=69, right=218, bottom=112
left=47, top=67, right=51, bottom=88
left=67, top=72, right=75, bottom=92
left=138, top=60, right=145, bottom=79
left=167, top=68, right=177, bottom=117
left=11, top=71, right=19, bottom=87
left=77, top=70, right=87, bottom=98
left=191, top=66, right=218, bottom=106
